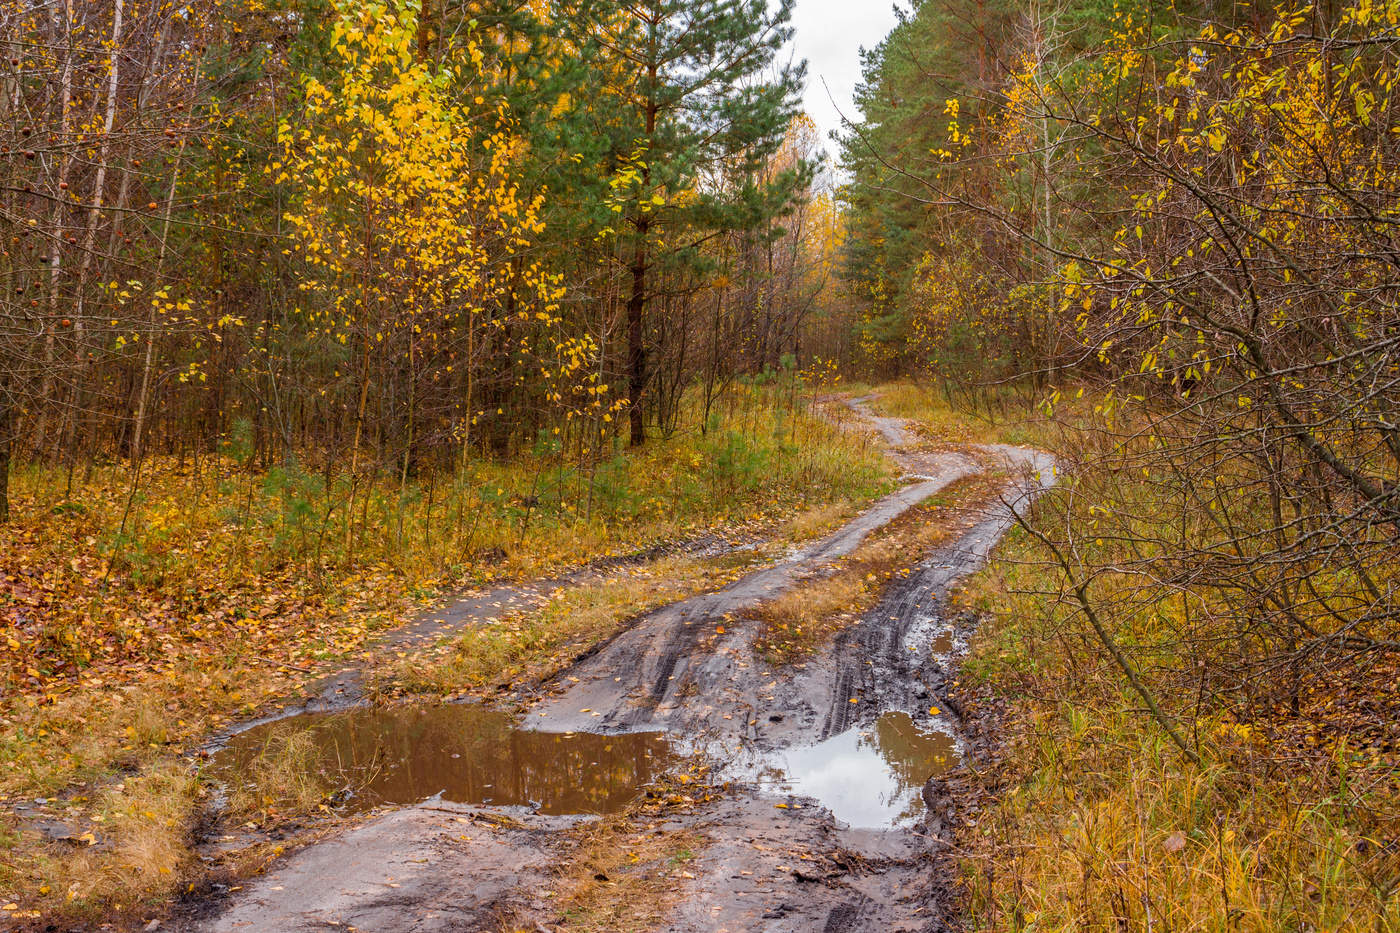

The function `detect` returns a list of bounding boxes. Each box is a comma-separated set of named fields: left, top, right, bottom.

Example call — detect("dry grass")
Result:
left=382, top=550, right=768, bottom=696
left=779, top=499, right=861, bottom=542
left=754, top=471, right=1007, bottom=665
left=0, top=761, right=198, bottom=928
left=546, top=818, right=705, bottom=932
left=954, top=455, right=1400, bottom=931
left=222, top=730, right=330, bottom=824
left=492, top=766, right=716, bottom=932
left=540, top=767, right=716, bottom=932
left=957, top=686, right=1400, bottom=930
left=754, top=572, right=872, bottom=665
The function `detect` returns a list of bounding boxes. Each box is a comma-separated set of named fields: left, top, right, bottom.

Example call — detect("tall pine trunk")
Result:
left=628, top=82, right=658, bottom=448
left=627, top=222, right=648, bottom=447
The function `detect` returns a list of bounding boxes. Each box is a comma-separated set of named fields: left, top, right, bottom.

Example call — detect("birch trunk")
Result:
left=34, top=0, right=76, bottom=456
left=60, top=0, right=125, bottom=461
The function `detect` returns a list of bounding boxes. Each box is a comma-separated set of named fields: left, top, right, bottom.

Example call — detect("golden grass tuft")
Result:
left=380, top=550, right=769, bottom=696
left=754, top=471, right=1007, bottom=665
left=779, top=500, right=861, bottom=543
left=753, top=571, right=870, bottom=665
left=222, top=729, right=330, bottom=822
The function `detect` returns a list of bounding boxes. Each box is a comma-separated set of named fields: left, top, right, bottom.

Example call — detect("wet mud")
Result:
left=194, top=804, right=578, bottom=933
left=182, top=397, right=1055, bottom=933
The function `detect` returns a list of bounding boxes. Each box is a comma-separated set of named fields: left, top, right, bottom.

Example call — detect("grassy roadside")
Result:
left=0, top=388, right=892, bottom=927
left=378, top=544, right=787, bottom=697
left=876, top=380, right=1400, bottom=931
left=752, top=470, right=1006, bottom=666
left=955, top=499, right=1400, bottom=931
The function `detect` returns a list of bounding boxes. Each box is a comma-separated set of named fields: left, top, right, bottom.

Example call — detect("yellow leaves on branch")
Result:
left=1041, top=0, right=1400, bottom=381
left=272, top=0, right=608, bottom=420
left=282, top=0, right=548, bottom=336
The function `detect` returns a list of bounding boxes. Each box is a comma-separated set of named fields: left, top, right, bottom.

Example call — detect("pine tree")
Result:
left=838, top=0, right=1019, bottom=372
left=597, top=0, right=810, bottom=445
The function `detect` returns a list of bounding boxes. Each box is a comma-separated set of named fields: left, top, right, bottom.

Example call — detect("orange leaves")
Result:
left=0, top=462, right=413, bottom=710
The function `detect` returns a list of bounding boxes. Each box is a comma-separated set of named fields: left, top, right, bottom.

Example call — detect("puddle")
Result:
left=903, top=612, right=957, bottom=658
left=211, top=704, right=675, bottom=816
left=747, top=712, right=958, bottom=828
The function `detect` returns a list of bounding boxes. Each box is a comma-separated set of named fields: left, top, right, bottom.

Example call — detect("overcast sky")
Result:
left=788, top=0, right=903, bottom=153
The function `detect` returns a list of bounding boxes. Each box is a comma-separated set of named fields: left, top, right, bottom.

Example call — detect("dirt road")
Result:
left=182, top=398, right=1054, bottom=933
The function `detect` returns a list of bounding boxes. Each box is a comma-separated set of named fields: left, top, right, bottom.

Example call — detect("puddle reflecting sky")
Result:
left=753, top=712, right=957, bottom=828
left=212, top=704, right=674, bottom=816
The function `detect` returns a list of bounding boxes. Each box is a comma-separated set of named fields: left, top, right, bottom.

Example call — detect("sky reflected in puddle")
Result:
left=752, top=712, right=957, bottom=828
left=211, top=704, right=675, bottom=816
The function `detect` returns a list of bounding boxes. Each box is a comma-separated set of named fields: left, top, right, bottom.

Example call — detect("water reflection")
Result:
left=211, top=704, right=675, bottom=816
left=755, top=712, right=957, bottom=827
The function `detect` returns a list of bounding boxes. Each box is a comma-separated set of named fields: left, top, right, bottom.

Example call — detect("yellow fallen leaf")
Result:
left=929, top=706, right=941, bottom=715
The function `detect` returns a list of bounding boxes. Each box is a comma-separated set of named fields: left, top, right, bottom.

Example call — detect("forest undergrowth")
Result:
left=874, top=386, right=1400, bottom=932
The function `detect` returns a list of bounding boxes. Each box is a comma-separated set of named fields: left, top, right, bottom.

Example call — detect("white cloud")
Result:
left=788, top=0, right=902, bottom=150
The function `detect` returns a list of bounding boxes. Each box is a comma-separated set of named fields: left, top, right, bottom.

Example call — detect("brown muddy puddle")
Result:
left=741, top=712, right=958, bottom=828
left=212, top=705, right=956, bottom=829
left=210, top=704, right=675, bottom=816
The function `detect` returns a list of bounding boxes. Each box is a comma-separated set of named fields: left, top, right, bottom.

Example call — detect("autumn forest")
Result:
left=1, top=0, right=1398, bottom=930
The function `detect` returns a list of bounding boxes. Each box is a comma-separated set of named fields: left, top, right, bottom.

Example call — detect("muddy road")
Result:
left=182, top=398, right=1055, bottom=933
